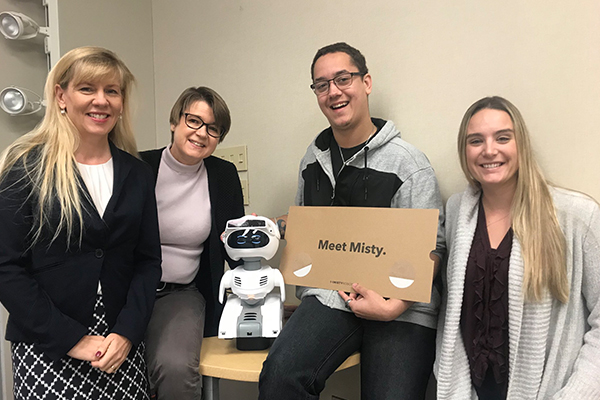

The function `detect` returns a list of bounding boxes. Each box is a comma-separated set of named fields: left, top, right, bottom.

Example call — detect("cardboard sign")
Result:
left=279, top=206, right=439, bottom=303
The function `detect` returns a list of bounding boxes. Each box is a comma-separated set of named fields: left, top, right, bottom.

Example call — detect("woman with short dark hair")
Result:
left=140, top=86, right=244, bottom=399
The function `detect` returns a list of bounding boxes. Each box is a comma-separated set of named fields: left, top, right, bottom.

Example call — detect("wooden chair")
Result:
left=199, top=336, right=360, bottom=400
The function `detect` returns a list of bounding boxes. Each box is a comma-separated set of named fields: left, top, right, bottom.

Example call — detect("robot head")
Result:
left=223, top=216, right=280, bottom=261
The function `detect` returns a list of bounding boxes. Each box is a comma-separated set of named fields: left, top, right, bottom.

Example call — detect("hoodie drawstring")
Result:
left=363, top=146, right=369, bottom=201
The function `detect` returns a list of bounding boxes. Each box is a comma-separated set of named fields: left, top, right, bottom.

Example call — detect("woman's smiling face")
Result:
left=465, top=108, right=519, bottom=190
left=56, top=76, right=123, bottom=142
left=170, top=100, right=219, bottom=165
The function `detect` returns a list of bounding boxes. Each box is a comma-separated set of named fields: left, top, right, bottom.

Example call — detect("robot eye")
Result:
left=236, top=236, right=247, bottom=245
left=251, top=234, right=261, bottom=244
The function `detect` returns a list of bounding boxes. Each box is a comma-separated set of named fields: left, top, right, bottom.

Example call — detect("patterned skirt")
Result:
left=11, top=295, right=150, bottom=400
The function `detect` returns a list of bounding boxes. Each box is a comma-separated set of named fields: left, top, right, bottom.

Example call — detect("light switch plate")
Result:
left=240, top=179, right=249, bottom=205
left=213, top=145, right=248, bottom=171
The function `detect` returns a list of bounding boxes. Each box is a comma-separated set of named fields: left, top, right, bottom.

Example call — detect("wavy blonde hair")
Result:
left=457, top=96, right=568, bottom=303
left=0, top=46, right=137, bottom=246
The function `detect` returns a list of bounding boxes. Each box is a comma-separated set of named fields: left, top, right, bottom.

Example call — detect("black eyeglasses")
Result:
left=310, top=72, right=366, bottom=95
left=184, top=113, right=222, bottom=138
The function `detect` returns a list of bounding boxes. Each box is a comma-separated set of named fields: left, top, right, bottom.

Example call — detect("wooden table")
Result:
left=199, top=336, right=360, bottom=400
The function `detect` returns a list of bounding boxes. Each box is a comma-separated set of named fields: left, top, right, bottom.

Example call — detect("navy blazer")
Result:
left=140, top=148, right=244, bottom=337
left=0, top=143, right=162, bottom=361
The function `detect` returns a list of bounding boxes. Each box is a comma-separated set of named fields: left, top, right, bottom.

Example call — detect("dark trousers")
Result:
left=258, top=296, right=436, bottom=400
left=144, top=284, right=206, bottom=400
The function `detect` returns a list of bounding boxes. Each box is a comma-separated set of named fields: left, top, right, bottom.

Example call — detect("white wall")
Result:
left=0, top=305, right=10, bottom=400
left=0, top=0, right=48, bottom=148
left=0, top=1, right=48, bottom=397
left=0, top=0, right=158, bottom=150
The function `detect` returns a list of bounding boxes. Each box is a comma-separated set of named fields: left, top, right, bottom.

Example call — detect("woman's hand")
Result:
left=67, top=335, right=106, bottom=361
left=90, top=333, right=132, bottom=374
left=338, top=283, right=413, bottom=321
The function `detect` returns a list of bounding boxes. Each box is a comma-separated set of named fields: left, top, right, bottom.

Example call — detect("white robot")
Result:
left=218, top=215, right=285, bottom=350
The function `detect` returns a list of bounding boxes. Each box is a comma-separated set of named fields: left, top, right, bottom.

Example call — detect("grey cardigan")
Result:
left=435, top=185, right=600, bottom=399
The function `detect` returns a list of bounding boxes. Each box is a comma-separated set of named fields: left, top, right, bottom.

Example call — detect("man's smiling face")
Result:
left=312, top=52, right=372, bottom=132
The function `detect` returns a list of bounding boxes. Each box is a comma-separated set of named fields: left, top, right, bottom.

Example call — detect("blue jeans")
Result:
left=258, top=296, right=435, bottom=400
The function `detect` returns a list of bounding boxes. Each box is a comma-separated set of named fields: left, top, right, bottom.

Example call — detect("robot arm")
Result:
left=271, top=269, right=286, bottom=303
left=218, top=269, right=233, bottom=304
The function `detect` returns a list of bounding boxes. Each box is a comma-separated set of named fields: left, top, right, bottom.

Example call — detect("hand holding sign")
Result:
left=280, top=206, right=439, bottom=302
left=338, top=283, right=414, bottom=321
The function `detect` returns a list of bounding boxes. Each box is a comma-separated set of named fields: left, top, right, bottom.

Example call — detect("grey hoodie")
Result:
left=295, top=118, right=445, bottom=329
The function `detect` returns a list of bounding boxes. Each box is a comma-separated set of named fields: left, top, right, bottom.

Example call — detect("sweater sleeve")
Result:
left=553, top=202, right=600, bottom=399
left=393, top=166, right=446, bottom=261
left=294, top=158, right=306, bottom=207
left=221, top=161, right=245, bottom=268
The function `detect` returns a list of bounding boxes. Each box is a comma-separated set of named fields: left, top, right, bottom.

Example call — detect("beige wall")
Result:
left=1, top=1, right=599, bottom=399
left=57, top=0, right=157, bottom=150
left=152, top=0, right=600, bottom=214
left=150, top=2, right=599, bottom=398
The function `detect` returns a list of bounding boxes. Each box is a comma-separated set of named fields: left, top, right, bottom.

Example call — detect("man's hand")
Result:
left=90, top=333, right=132, bottom=374
left=272, top=215, right=287, bottom=239
left=431, top=252, right=441, bottom=276
left=338, top=283, right=413, bottom=321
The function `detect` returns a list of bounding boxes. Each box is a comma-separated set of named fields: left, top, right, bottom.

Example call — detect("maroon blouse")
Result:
left=460, top=200, right=512, bottom=395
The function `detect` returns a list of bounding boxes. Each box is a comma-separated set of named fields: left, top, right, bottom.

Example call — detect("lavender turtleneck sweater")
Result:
left=155, top=147, right=211, bottom=284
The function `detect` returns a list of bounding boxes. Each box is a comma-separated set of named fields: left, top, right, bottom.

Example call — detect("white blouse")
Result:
left=77, top=158, right=114, bottom=294
left=77, top=158, right=114, bottom=217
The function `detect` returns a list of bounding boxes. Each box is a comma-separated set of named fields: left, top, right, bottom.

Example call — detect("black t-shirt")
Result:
left=330, top=126, right=382, bottom=178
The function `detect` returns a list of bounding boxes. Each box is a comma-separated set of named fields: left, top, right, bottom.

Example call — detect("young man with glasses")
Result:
left=259, top=43, right=445, bottom=400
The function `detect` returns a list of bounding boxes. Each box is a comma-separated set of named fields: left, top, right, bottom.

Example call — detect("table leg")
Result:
left=202, top=375, right=220, bottom=400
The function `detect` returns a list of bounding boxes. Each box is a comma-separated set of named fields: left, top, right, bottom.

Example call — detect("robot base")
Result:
left=235, top=337, right=274, bottom=351
left=218, top=293, right=283, bottom=351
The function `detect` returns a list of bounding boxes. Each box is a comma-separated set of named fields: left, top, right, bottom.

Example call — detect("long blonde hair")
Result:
left=458, top=96, right=568, bottom=303
left=0, top=46, right=137, bottom=246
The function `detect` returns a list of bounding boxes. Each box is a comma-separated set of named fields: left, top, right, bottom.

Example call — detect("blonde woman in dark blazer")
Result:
left=0, top=47, right=161, bottom=400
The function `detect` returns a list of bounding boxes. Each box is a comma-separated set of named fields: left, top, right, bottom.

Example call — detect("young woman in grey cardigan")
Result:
left=435, top=96, right=600, bottom=399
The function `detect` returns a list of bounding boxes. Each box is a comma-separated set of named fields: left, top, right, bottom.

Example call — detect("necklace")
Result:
left=338, top=143, right=346, bottom=164
left=486, top=213, right=510, bottom=227
left=338, top=124, right=377, bottom=164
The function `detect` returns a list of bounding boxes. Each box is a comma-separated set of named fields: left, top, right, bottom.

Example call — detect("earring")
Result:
left=60, top=108, right=66, bottom=115
left=119, top=114, right=123, bottom=120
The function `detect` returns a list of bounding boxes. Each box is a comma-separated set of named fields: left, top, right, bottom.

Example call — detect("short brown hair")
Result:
left=169, top=86, right=231, bottom=143
left=311, top=42, right=368, bottom=81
